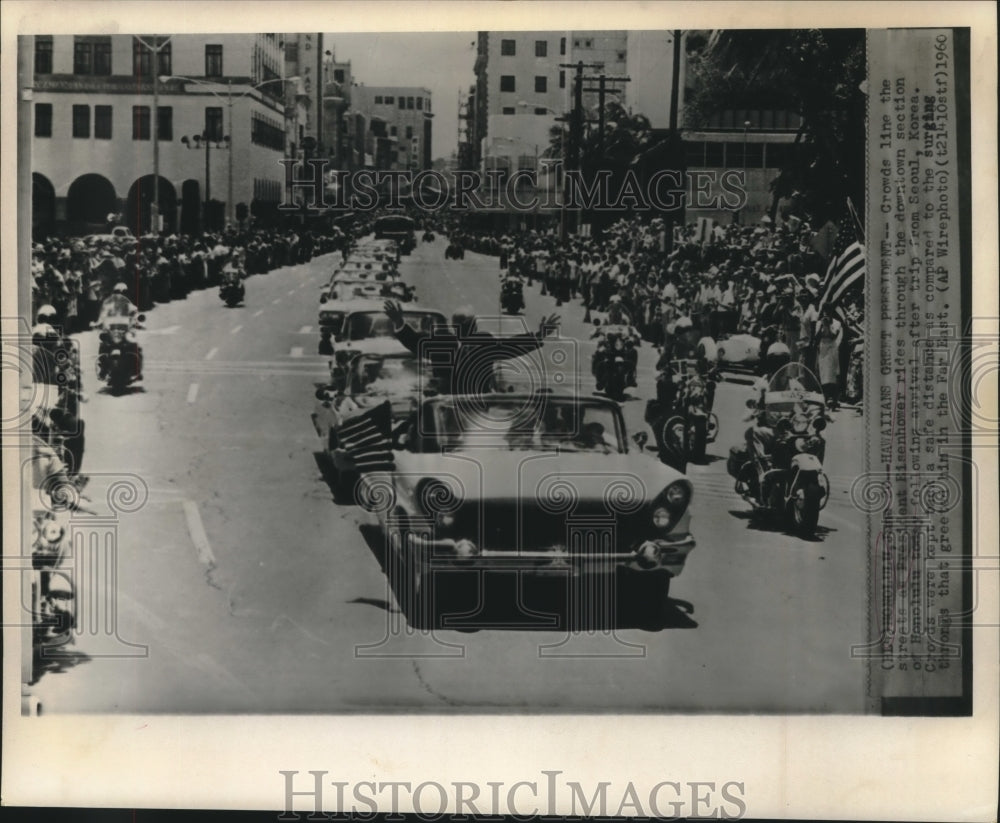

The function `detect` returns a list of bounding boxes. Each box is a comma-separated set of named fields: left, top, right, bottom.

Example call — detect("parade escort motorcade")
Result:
left=355, top=391, right=697, bottom=629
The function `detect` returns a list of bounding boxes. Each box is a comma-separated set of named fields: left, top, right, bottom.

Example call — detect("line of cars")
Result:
left=308, top=237, right=698, bottom=630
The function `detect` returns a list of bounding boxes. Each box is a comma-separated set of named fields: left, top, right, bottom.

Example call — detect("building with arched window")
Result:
left=29, top=33, right=313, bottom=236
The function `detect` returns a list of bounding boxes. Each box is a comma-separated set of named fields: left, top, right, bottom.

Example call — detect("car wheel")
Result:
left=629, top=574, right=672, bottom=630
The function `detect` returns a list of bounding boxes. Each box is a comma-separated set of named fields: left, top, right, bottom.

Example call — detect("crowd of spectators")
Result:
left=30, top=223, right=355, bottom=334
left=456, top=215, right=864, bottom=404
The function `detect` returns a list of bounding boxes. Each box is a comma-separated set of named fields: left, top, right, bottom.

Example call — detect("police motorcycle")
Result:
left=445, top=234, right=465, bottom=260
left=219, top=255, right=247, bottom=307
left=726, top=360, right=831, bottom=538
left=645, top=357, right=720, bottom=472
left=590, top=320, right=640, bottom=402
left=27, top=431, right=98, bottom=675
left=92, top=289, right=145, bottom=394
left=500, top=275, right=526, bottom=315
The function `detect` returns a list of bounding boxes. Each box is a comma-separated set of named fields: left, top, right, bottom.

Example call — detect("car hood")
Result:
left=341, top=336, right=411, bottom=356
left=393, top=449, right=688, bottom=505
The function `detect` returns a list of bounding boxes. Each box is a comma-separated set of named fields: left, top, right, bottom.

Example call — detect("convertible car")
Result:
left=312, top=352, right=431, bottom=498
left=318, top=299, right=447, bottom=359
left=357, top=392, right=696, bottom=628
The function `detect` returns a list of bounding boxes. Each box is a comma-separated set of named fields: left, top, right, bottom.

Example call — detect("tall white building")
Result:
left=29, top=33, right=309, bottom=236
left=352, top=86, right=433, bottom=171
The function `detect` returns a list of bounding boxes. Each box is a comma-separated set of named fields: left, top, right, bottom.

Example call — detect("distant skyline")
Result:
left=324, top=32, right=477, bottom=160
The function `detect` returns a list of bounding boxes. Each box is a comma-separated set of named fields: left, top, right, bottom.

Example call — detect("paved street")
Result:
left=31, top=237, right=868, bottom=714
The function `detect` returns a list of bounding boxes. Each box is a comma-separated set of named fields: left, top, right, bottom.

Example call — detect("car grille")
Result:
left=444, top=502, right=649, bottom=553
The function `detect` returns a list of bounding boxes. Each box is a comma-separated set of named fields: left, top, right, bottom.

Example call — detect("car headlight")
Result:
left=652, top=506, right=672, bottom=529
left=662, top=481, right=690, bottom=511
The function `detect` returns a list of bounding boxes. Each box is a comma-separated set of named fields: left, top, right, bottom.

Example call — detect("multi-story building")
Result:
left=283, top=33, right=324, bottom=160
left=30, top=33, right=311, bottom=236
left=624, top=31, right=684, bottom=129
left=473, top=31, right=569, bottom=180
left=321, top=53, right=355, bottom=170
left=352, top=86, right=433, bottom=171
left=567, top=30, right=629, bottom=114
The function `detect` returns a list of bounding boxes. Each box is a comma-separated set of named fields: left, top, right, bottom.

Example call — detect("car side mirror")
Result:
left=746, top=398, right=757, bottom=409
left=137, top=314, right=146, bottom=323
left=592, top=318, right=602, bottom=327
left=315, top=387, right=328, bottom=401
left=632, top=431, right=649, bottom=449
left=320, top=294, right=328, bottom=304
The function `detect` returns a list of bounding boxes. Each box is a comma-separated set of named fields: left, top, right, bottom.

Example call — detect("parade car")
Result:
left=357, top=392, right=696, bottom=628
left=318, top=299, right=447, bottom=358
left=714, top=332, right=770, bottom=373
left=373, top=215, right=416, bottom=254
left=312, top=352, right=432, bottom=497
left=331, top=260, right=397, bottom=279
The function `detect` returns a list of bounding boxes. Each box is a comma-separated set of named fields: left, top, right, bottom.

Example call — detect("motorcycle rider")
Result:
left=743, top=341, right=794, bottom=496
left=592, top=296, right=640, bottom=390
left=219, top=249, right=247, bottom=302
left=96, top=282, right=142, bottom=381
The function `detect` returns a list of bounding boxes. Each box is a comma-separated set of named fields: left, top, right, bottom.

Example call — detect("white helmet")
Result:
left=35, top=305, right=58, bottom=323
left=765, top=341, right=790, bottom=358
left=112, top=282, right=128, bottom=294
left=674, top=316, right=693, bottom=331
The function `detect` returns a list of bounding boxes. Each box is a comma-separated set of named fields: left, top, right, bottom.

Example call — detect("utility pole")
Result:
left=581, top=74, right=630, bottom=157
left=669, top=29, right=681, bottom=133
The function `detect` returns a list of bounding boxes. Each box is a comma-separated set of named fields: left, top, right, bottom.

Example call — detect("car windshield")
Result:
left=430, top=397, right=624, bottom=453
left=320, top=311, right=345, bottom=335
left=350, top=355, right=421, bottom=395
left=345, top=311, right=442, bottom=340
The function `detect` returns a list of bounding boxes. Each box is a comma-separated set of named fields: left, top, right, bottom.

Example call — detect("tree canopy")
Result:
left=684, top=28, right=867, bottom=224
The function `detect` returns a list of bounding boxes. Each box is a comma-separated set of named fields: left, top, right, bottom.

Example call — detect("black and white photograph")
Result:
left=2, top=1, right=996, bottom=818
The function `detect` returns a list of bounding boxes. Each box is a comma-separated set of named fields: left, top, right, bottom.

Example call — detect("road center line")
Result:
left=252, top=309, right=264, bottom=317
left=287, top=288, right=296, bottom=296
left=186, top=382, right=199, bottom=404
left=272, top=298, right=282, bottom=305
left=290, top=346, right=304, bottom=358
left=204, top=347, right=218, bottom=360
left=230, top=325, right=243, bottom=335
left=298, top=325, right=313, bottom=334
left=183, top=500, right=216, bottom=566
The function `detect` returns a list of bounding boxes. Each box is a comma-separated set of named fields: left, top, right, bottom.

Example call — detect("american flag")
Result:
left=817, top=213, right=865, bottom=318
left=338, top=400, right=395, bottom=472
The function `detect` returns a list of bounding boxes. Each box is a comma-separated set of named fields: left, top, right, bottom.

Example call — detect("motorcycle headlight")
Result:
left=662, top=481, right=690, bottom=511
left=794, top=437, right=807, bottom=453
left=652, top=506, right=672, bottom=529
left=614, top=339, right=624, bottom=351
left=812, top=416, right=827, bottom=432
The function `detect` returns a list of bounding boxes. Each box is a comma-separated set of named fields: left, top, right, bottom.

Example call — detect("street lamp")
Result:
left=135, top=35, right=172, bottom=234
left=160, top=74, right=301, bottom=228
left=180, top=131, right=230, bottom=231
